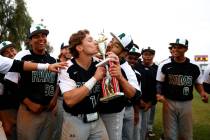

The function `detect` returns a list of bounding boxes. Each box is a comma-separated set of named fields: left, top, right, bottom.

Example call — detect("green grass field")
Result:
left=150, top=92, right=210, bottom=140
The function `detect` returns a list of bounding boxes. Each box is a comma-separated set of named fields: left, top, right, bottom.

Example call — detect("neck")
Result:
left=76, top=55, right=92, bottom=70
left=142, top=61, right=153, bottom=66
left=174, top=56, right=186, bottom=63
left=33, top=49, right=45, bottom=55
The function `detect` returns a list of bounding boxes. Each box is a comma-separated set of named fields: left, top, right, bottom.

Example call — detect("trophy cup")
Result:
left=96, top=32, right=123, bottom=102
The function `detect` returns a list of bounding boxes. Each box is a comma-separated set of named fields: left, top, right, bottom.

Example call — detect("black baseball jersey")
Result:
left=59, top=58, right=102, bottom=114
left=5, top=50, right=57, bottom=105
left=156, top=57, right=202, bottom=101
left=134, top=62, right=158, bottom=105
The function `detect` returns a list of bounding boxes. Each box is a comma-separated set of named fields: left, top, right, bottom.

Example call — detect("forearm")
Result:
left=23, top=62, right=49, bottom=71
left=63, top=86, right=90, bottom=107
left=203, top=83, right=210, bottom=94
left=118, top=75, right=136, bottom=98
left=195, top=83, right=205, bottom=95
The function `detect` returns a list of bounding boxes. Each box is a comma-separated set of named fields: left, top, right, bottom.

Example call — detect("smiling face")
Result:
left=60, top=47, right=71, bottom=59
left=2, top=46, right=18, bottom=58
left=171, top=44, right=188, bottom=58
left=30, top=33, right=47, bottom=55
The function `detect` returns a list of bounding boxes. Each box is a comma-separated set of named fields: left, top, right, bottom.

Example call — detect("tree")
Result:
left=0, top=0, right=32, bottom=50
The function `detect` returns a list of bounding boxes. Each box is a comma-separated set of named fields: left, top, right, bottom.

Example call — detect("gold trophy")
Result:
left=96, top=32, right=123, bottom=102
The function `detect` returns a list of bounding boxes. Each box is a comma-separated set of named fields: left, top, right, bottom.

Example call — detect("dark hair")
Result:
left=69, top=29, right=89, bottom=58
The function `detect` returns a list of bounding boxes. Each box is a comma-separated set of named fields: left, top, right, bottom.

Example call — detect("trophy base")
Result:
left=100, top=92, right=124, bottom=102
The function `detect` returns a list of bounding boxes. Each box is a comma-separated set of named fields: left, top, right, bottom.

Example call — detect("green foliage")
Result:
left=0, top=0, right=32, bottom=50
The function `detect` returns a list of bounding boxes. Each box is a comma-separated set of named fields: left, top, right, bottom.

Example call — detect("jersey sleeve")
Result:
left=0, top=55, right=14, bottom=74
left=156, top=60, right=167, bottom=82
left=121, top=62, right=140, bottom=90
left=156, top=64, right=165, bottom=82
left=3, top=50, right=29, bottom=83
left=58, top=63, right=76, bottom=94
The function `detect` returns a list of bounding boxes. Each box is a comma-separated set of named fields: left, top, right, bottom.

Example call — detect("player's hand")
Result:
left=109, top=63, right=123, bottom=80
left=200, top=92, right=208, bottom=103
left=106, top=52, right=119, bottom=64
left=156, top=94, right=166, bottom=103
left=143, top=102, right=152, bottom=111
left=94, top=66, right=106, bottom=81
left=48, top=62, right=68, bottom=72
left=23, top=98, right=44, bottom=114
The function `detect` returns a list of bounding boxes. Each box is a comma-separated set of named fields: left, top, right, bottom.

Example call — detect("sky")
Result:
left=26, top=0, right=210, bottom=63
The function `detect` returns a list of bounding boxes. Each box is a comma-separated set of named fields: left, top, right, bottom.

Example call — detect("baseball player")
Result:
left=100, top=32, right=141, bottom=140
left=58, top=42, right=72, bottom=62
left=59, top=29, right=111, bottom=140
left=156, top=38, right=208, bottom=140
left=0, top=41, right=19, bottom=140
left=133, top=47, right=158, bottom=140
left=5, top=23, right=61, bottom=140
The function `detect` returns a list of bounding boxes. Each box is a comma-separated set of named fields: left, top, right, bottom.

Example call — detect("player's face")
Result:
left=30, top=33, right=47, bottom=54
left=126, top=54, right=139, bottom=67
left=81, top=34, right=99, bottom=55
left=107, top=38, right=123, bottom=55
left=172, top=45, right=187, bottom=58
left=142, top=51, right=154, bottom=65
left=2, top=47, right=18, bottom=58
left=61, top=47, right=71, bottom=59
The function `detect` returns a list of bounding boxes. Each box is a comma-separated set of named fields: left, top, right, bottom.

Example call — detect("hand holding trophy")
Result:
left=96, top=32, right=123, bottom=102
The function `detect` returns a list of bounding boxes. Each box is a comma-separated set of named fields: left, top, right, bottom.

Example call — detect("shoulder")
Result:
left=14, top=50, right=31, bottom=60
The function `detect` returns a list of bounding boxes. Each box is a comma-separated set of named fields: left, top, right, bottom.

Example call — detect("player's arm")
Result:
left=60, top=66, right=105, bottom=108
left=109, top=62, right=141, bottom=102
left=195, top=83, right=208, bottom=103
left=203, top=83, right=210, bottom=94
left=22, top=61, right=67, bottom=72
left=202, top=66, right=210, bottom=94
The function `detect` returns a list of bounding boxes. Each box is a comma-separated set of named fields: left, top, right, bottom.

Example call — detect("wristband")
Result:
left=37, top=63, right=50, bottom=71
left=84, top=77, right=97, bottom=91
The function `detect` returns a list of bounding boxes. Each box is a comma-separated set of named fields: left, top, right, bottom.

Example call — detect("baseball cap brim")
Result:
left=110, top=32, right=124, bottom=49
left=0, top=44, right=14, bottom=54
left=29, top=29, right=49, bottom=39
left=169, top=43, right=188, bottom=48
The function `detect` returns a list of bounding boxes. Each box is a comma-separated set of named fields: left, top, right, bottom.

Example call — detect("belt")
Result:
left=70, top=112, right=86, bottom=118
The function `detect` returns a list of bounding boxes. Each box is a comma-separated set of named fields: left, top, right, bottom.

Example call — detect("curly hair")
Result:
left=69, top=29, right=89, bottom=58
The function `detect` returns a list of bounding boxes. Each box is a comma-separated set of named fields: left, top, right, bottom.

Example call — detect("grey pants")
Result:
left=52, top=97, right=64, bottom=140
left=17, top=104, right=56, bottom=140
left=147, top=105, right=156, bottom=131
left=133, top=109, right=149, bottom=140
left=163, top=99, right=192, bottom=140
left=61, top=111, right=109, bottom=140
left=122, top=106, right=134, bottom=140
left=101, top=108, right=125, bottom=140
